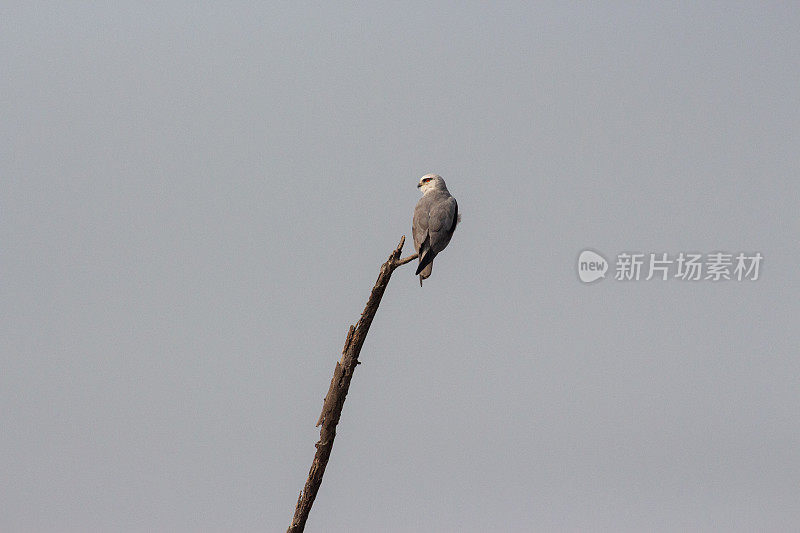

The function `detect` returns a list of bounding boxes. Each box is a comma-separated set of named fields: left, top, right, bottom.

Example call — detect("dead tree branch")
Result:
left=287, top=236, right=417, bottom=532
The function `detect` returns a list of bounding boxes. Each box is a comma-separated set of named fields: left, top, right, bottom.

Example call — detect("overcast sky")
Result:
left=2, top=3, right=799, bottom=532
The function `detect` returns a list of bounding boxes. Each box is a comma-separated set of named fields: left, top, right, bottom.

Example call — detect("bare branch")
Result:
left=287, top=236, right=414, bottom=532
left=395, top=253, right=419, bottom=267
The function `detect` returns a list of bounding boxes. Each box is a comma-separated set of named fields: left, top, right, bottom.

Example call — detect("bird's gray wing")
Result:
left=428, top=195, right=458, bottom=254
left=412, top=195, right=432, bottom=254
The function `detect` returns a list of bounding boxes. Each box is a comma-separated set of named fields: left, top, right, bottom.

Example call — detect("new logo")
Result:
left=578, top=250, right=608, bottom=283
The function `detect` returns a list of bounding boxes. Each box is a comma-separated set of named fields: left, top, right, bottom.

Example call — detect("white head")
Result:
left=417, top=173, right=448, bottom=195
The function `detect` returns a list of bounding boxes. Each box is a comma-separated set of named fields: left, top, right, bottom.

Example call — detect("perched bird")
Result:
left=412, top=174, right=460, bottom=286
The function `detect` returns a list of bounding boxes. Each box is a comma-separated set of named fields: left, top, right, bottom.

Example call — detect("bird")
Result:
left=412, top=174, right=460, bottom=286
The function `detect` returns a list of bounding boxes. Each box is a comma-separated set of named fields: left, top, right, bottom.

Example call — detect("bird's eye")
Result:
left=423, top=178, right=432, bottom=182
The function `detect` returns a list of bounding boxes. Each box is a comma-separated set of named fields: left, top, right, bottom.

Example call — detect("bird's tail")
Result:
left=415, top=250, right=435, bottom=275
left=418, top=263, right=433, bottom=286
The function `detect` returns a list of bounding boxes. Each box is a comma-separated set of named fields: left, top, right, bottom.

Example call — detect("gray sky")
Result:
left=2, top=3, right=799, bottom=532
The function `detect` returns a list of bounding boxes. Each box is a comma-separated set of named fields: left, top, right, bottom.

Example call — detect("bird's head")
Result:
left=417, top=174, right=447, bottom=194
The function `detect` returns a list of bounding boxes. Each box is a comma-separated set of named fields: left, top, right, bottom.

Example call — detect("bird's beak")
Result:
left=417, top=182, right=422, bottom=188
